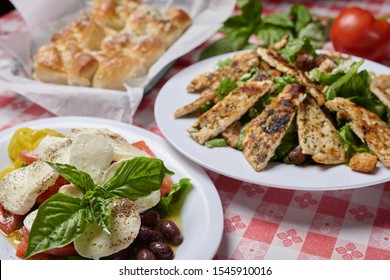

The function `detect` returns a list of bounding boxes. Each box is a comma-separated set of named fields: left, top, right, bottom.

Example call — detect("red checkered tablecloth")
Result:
left=1, top=0, right=390, bottom=260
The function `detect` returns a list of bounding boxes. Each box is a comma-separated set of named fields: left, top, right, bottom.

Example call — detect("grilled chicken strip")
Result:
left=325, top=97, right=390, bottom=167
left=242, top=84, right=306, bottom=171
left=369, top=74, right=390, bottom=109
left=256, top=47, right=325, bottom=106
left=187, top=71, right=220, bottom=93
left=297, top=97, right=346, bottom=164
left=222, top=121, right=243, bottom=148
left=175, top=50, right=260, bottom=118
left=187, top=80, right=272, bottom=144
left=187, top=50, right=259, bottom=93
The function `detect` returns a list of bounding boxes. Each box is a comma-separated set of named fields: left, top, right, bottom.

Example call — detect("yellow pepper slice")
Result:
left=0, top=128, right=62, bottom=179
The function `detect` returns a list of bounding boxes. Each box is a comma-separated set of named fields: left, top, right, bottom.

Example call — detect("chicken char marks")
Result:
left=242, top=84, right=306, bottom=171
left=174, top=50, right=260, bottom=118
left=325, top=97, right=390, bottom=167
left=256, top=47, right=325, bottom=106
left=297, top=97, right=346, bottom=164
left=187, top=80, right=272, bottom=145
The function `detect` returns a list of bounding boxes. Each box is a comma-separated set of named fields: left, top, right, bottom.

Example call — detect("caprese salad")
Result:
left=0, top=127, right=191, bottom=260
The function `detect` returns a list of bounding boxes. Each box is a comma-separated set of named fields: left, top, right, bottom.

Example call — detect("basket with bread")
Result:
left=32, top=0, right=192, bottom=90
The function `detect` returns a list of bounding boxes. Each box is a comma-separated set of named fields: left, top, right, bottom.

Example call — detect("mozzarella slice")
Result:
left=0, top=161, right=58, bottom=215
left=134, top=190, right=161, bottom=213
left=58, top=184, right=84, bottom=199
left=68, top=128, right=150, bottom=161
left=35, top=136, right=72, bottom=164
left=74, top=197, right=141, bottom=259
left=34, top=136, right=66, bottom=157
left=69, top=133, right=114, bottom=184
left=102, top=160, right=161, bottom=213
left=23, top=209, right=38, bottom=232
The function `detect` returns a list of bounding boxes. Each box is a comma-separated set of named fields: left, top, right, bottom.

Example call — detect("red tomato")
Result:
left=35, top=176, right=69, bottom=205
left=46, top=243, right=77, bottom=256
left=330, top=7, right=390, bottom=62
left=18, top=150, right=38, bottom=164
left=15, top=227, right=29, bottom=258
left=15, top=227, right=77, bottom=259
left=0, top=203, right=24, bottom=235
left=132, top=140, right=156, bottom=157
left=161, top=176, right=174, bottom=197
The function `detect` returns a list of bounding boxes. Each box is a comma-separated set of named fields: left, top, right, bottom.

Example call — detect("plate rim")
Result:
left=0, top=116, right=224, bottom=260
left=155, top=51, right=390, bottom=191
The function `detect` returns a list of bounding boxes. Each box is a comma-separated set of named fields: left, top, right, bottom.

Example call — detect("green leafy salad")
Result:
left=190, top=35, right=390, bottom=172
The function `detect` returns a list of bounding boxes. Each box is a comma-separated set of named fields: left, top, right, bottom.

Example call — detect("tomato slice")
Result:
left=47, top=243, right=77, bottom=257
left=35, top=176, right=69, bottom=205
left=132, top=140, right=156, bottom=157
left=161, top=176, right=174, bottom=197
left=18, top=150, right=39, bottom=165
left=15, top=227, right=77, bottom=259
left=15, top=227, right=29, bottom=258
left=0, top=203, right=24, bottom=235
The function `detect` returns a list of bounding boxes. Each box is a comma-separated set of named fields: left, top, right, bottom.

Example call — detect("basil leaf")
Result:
left=220, top=0, right=261, bottom=33
left=45, top=162, right=94, bottom=194
left=199, top=29, right=252, bottom=60
left=289, top=4, right=312, bottom=32
left=90, top=196, right=112, bottom=235
left=279, top=36, right=315, bottom=62
left=154, top=178, right=192, bottom=218
left=216, top=77, right=238, bottom=100
left=24, top=193, right=89, bottom=259
left=257, top=25, right=293, bottom=46
left=103, top=157, right=174, bottom=201
left=297, top=22, right=326, bottom=49
left=262, top=13, right=294, bottom=28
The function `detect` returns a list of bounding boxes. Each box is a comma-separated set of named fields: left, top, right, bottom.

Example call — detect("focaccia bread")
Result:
left=32, top=0, right=192, bottom=90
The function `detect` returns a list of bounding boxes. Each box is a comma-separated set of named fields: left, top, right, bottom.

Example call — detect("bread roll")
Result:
left=125, top=5, right=192, bottom=48
left=33, top=44, right=68, bottom=85
left=101, top=32, right=165, bottom=68
left=51, top=15, right=106, bottom=50
left=92, top=54, right=146, bottom=90
left=33, top=42, right=99, bottom=87
left=33, top=0, right=192, bottom=90
left=91, top=0, right=125, bottom=31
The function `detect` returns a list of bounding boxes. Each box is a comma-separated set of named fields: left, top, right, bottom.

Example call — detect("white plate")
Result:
left=155, top=51, right=390, bottom=191
left=0, top=117, right=223, bottom=260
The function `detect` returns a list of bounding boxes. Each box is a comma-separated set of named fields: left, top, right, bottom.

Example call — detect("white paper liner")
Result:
left=0, top=0, right=235, bottom=122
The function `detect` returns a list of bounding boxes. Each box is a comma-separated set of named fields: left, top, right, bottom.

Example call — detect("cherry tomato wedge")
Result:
left=132, top=140, right=156, bottom=158
left=0, top=203, right=24, bottom=235
left=330, top=7, right=390, bottom=62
